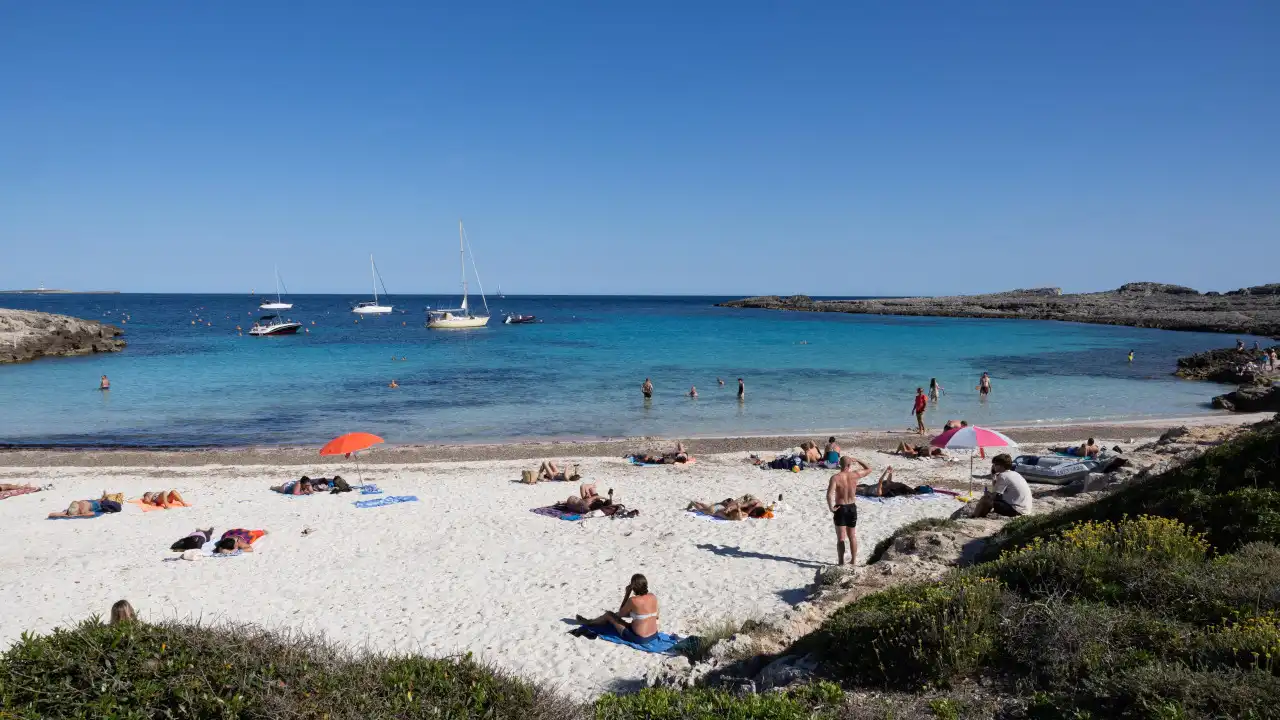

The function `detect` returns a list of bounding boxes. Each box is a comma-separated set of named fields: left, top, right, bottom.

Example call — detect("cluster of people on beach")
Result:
left=909, top=375, right=992, bottom=435
left=1235, top=339, right=1278, bottom=374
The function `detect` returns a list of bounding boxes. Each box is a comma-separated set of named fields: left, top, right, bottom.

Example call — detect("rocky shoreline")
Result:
left=719, top=282, right=1280, bottom=337
left=0, top=309, right=126, bottom=364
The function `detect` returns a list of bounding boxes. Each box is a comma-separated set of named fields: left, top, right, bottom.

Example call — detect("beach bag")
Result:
left=102, top=492, right=124, bottom=504
left=99, top=500, right=123, bottom=513
left=331, top=476, right=352, bottom=493
left=521, top=470, right=538, bottom=484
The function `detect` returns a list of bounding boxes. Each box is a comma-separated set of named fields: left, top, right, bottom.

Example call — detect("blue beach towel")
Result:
left=360, top=484, right=384, bottom=495
left=353, top=495, right=418, bottom=509
left=596, top=627, right=686, bottom=654
left=48, top=513, right=103, bottom=520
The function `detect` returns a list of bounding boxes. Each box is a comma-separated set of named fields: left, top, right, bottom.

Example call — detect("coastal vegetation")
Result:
left=3, top=418, right=1278, bottom=718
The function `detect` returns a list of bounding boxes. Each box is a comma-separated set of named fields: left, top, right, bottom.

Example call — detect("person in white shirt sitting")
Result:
left=972, top=453, right=1033, bottom=518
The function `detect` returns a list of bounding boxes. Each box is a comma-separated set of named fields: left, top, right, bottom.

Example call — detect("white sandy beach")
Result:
left=1, top=416, right=1266, bottom=699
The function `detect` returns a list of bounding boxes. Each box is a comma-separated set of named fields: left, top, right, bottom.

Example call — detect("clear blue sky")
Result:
left=1, top=2, right=1276, bottom=295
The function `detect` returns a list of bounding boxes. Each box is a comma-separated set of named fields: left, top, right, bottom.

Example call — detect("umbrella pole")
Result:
left=356, top=454, right=364, bottom=489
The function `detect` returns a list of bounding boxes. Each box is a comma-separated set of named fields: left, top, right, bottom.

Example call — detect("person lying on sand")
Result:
left=630, top=442, right=691, bottom=464
left=271, top=479, right=314, bottom=495
left=558, top=483, right=614, bottom=514
left=686, top=494, right=769, bottom=520
left=170, top=527, right=215, bottom=552
left=942, top=419, right=969, bottom=431
left=537, top=461, right=581, bottom=483
left=140, top=490, right=186, bottom=508
left=854, top=467, right=920, bottom=497
left=894, top=441, right=943, bottom=458
left=48, top=499, right=102, bottom=518
left=214, top=529, right=268, bottom=554
left=0, top=483, right=38, bottom=492
left=573, top=574, right=660, bottom=645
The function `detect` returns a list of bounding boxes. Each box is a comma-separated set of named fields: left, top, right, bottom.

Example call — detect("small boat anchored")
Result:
left=427, top=221, right=490, bottom=329
left=248, top=314, right=302, bottom=336
left=259, top=266, right=293, bottom=310
left=503, top=314, right=538, bottom=325
left=353, top=254, right=393, bottom=315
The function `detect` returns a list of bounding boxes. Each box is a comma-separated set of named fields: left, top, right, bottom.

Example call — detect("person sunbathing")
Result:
left=631, top=442, right=691, bottom=464
left=214, top=529, right=268, bottom=554
left=800, top=441, right=822, bottom=464
left=537, top=461, right=581, bottom=483
left=558, top=483, right=613, bottom=514
left=0, top=483, right=38, bottom=492
left=687, top=494, right=767, bottom=520
left=895, top=441, right=943, bottom=458
left=855, top=467, right=919, bottom=497
left=141, top=490, right=186, bottom=508
left=271, top=479, right=314, bottom=495
left=48, top=499, right=101, bottom=518
left=573, top=574, right=660, bottom=645
left=170, top=527, right=215, bottom=552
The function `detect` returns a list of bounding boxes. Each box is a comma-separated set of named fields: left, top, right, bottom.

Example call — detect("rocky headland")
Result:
left=719, top=282, right=1280, bottom=337
left=0, top=308, right=126, bottom=364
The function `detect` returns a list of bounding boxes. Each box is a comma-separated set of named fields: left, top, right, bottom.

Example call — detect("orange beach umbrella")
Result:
left=320, top=432, right=384, bottom=458
left=320, top=432, right=384, bottom=487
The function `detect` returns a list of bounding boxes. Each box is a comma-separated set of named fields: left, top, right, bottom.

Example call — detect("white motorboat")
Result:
left=427, top=221, right=490, bottom=329
left=258, top=266, right=293, bottom=310
left=353, top=254, right=393, bottom=315
left=248, top=314, right=302, bottom=336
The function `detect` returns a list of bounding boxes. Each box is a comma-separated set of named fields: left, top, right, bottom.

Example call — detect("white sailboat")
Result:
left=353, top=254, right=393, bottom=315
left=427, top=222, right=490, bottom=329
left=259, top=266, right=293, bottom=310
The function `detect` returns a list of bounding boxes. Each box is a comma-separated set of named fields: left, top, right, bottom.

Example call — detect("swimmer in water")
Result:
left=689, top=386, right=698, bottom=397
left=99, top=375, right=110, bottom=390
left=388, top=380, right=399, bottom=389
left=717, top=377, right=724, bottom=386
left=1128, top=350, right=1134, bottom=363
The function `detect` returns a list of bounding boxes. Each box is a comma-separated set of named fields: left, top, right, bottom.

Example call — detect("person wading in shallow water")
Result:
left=737, top=377, right=745, bottom=400
left=642, top=378, right=653, bottom=399
left=913, top=387, right=928, bottom=434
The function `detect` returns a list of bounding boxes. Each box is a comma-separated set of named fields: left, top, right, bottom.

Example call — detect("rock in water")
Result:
left=1212, top=384, right=1280, bottom=413
left=0, top=309, right=126, bottom=364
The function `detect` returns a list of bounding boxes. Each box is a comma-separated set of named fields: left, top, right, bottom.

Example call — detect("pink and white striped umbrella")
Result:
left=930, top=425, right=1017, bottom=450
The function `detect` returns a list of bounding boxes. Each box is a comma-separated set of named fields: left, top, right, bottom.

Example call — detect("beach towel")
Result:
left=164, top=546, right=244, bottom=561
left=130, top=498, right=191, bottom=512
left=48, top=513, right=103, bottom=520
left=628, top=457, right=697, bottom=467
left=360, top=484, right=384, bottom=495
left=0, top=487, right=40, bottom=501
left=686, top=510, right=731, bottom=523
left=531, top=506, right=583, bottom=521
left=353, top=495, right=418, bottom=509
left=595, top=627, right=687, bottom=654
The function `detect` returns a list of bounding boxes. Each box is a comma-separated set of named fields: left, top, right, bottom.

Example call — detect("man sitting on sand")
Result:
left=140, top=490, right=187, bottom=508
left=572, top=574, right=660, bottom=646
left=686, top=494, right=769, bottom=520
left=823, top=437, right=842, bottom=466
left=970, top=454, right=1033, bottom=518
left=827, top=457, right=874, bottom=565
left=214, top=528, right=268, bottom=554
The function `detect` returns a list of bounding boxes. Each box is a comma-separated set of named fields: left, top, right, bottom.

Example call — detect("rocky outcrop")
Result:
left=719, top=283, right=1280, bottom=337
left=1176, top=346, right=1277, bottom=384
left=0, top=309, right=125, bottom=364
left=1212, top=384, right=1280, bottom=413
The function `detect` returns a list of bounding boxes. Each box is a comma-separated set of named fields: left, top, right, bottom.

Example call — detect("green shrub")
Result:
left=1188, top=612, right=1280, bottom=675
left=804, top=574, right=1008, bottom=688
left=0, top=619, right=576, bottom=720
left=593, top=683, right=843, bottom=720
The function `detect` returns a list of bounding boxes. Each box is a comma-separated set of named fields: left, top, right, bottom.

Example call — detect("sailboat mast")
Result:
left=459, top=221, right=468, bottom=310
left=371, top=254, right=378, bottom=304
left=274, top=265, right=282, bottom=303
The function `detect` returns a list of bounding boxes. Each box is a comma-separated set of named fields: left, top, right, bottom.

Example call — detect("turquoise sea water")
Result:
left=0, top=294, right=1257, bottom=447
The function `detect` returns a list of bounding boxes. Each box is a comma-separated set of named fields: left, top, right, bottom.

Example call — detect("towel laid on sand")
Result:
left=0, top=487, right=40, bottom=501
left=628, top=457, right=697, bottom=467
left=360, top=484, right=384, bottom=495
left=130, top=498, right=191, bottom=512
left=596, top=627, right=687, bottom=654
left=353, top=495, right=418, bottom=509
left=686, top=510, right=731, bottom=523
left=48, top=513, right=103, bottom=520
left=531, top=506, right=583, bottom=521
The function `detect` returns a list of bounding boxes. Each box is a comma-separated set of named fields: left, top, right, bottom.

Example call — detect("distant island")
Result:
left=719, top=282, right=1280, bottom=338
left=0, top=289, right=120, bottom=294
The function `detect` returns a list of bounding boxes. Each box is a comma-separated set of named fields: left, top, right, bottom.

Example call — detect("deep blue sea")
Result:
left=0, top=294, right=1258, bottom=447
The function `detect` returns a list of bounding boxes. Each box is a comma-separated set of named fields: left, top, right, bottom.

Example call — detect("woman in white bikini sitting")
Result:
left=574, top=574, right=660, bottom=645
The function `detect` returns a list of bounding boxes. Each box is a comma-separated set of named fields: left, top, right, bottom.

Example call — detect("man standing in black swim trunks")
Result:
left=826, top=456, right=873, bottom=566
left=642, top=378, right=653, bottom=399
